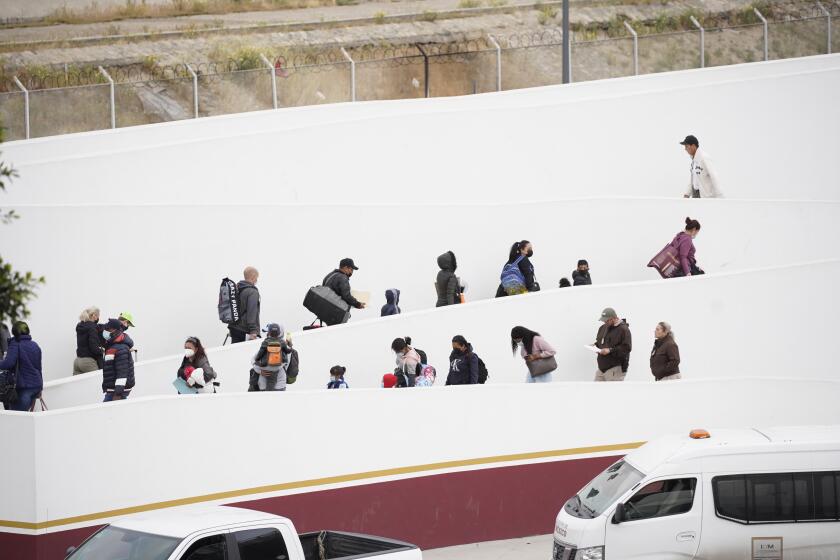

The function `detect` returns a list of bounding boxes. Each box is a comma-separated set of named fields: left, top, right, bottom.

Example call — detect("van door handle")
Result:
left=676, top=531, right=697, bottom=542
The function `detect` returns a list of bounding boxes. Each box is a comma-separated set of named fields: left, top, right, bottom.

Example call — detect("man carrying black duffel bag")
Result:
left=303, top=258, right=366, bottom=326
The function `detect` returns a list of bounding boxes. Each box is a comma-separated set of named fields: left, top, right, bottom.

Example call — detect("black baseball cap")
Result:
left=577, top=259, right=589, bottom=266
left=340, top=258, right=359, bottom=270
left=680, top=135, right=699, bottom=146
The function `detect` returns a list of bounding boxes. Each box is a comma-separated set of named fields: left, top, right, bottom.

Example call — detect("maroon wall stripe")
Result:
left=0, top=454, right=619, bottom=560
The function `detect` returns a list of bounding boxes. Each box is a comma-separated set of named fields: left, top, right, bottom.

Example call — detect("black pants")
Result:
left=228, top=327, right=247, bottom=344
left=673, top=264, right=705, bottom=277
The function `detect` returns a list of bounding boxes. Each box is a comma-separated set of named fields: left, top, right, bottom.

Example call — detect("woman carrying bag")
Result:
left=511, top=326, right=557, bottom=383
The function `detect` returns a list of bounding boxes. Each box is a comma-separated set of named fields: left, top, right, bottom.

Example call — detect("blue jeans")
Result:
left=12, top=388, right=41, bottom=411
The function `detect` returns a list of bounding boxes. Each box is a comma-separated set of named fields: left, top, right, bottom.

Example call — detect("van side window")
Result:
left=182, top=534, right=227, bottom=560
left=234, top=528, right=289, bottom=560
left=713, top=472, right=840, bottom=524
left=623, top=478, right=697, bottom=521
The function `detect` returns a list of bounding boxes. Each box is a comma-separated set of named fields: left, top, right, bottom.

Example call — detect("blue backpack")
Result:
left=500, top=255, right=527, bottom=294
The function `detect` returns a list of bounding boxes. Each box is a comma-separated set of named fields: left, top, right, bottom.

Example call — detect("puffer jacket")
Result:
left=435, top=251, right=460, bottom=307
left=177, top=354, right=217, bottom=384
left=650, top=334, right=680, bottom=380
left=445, top=344, right=479, bottom=385
left=572, top=270, right=592, bottom=286
left=0, top=335, right=43, bottom=390
left=595, top=320, right=632, bottom=373
left=75, top=320, right=104, bottom=369
left=381, top=289, right=401, bottom=316
left=102, top=332, right=135, bottom=395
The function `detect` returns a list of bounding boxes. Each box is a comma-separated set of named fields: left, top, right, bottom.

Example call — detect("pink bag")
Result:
left=648, top=244, right=681, bottom=278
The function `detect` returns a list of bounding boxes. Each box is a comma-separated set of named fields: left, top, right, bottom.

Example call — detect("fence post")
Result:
left=753, top=8, right=769, bottom=61
left=259, top=54, right=278, bottom=109
left=186, top=64, right=199, bottom=118
left=97, top=66, right=115, bottom=129
left=416, top=44, right=430, bottom=98
left=12, top=76, right=29, bottom=139
left=817, top=1, right=831, bottom=54
left=623, top=21, right=639, bottom=75
left=690, top=16, right=705, bottom=68
left=488, top=35, right=502, bottom=91
left=341, top=47, right=356, bottom=102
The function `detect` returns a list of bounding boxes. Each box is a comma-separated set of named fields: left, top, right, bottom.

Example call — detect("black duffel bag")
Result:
left=303, top=285, right=351, bottom=326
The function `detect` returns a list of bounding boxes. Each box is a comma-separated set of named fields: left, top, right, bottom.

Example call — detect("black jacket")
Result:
left=75, top=320, right=104, bottom=368
left=572, top=270, right=592, bottom=286
left=595, top=321, right=632, bottom=373
left=445, top=345, right=479, bottom=385
left=231, top=281, right=260, bottom=335
left=435, top=251, right=459, bottom=307
left=102, top=333, right=135, bottom=395
left=650, top=335, right=680, bottom=380
left=323, top=270, right=362, bottom=308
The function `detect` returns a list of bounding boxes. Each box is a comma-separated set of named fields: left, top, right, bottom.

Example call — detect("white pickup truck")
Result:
left=65, top=506, right=422, bottom=560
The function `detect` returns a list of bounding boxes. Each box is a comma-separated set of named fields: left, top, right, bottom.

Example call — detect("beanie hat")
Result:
left=382, top=373, right=398, bottom=388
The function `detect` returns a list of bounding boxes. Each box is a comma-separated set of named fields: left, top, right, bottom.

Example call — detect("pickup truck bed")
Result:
left=300, top=531, right=418, bottom=560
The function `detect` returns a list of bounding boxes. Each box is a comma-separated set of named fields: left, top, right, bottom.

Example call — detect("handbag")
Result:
left=648, top=243, right=681, bottom=279
left=526, top=355, right=558, bottom=377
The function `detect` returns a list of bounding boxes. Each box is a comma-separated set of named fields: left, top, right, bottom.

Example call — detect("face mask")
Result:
left=184, top=349, right=195, bottom=359
left=526, top=249, right=534, bottom=258
left=103, top=331, right=112, bottom=341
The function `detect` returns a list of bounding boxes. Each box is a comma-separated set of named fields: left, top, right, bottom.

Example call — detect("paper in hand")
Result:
left=584, top=345, right=601, bottom=354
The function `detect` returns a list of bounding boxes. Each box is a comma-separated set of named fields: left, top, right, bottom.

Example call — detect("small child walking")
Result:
left=327, top=365, right=349, bottom=389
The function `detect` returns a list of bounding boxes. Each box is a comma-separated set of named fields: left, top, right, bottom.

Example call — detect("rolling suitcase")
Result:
left=303, top=284, right=351, bottom=326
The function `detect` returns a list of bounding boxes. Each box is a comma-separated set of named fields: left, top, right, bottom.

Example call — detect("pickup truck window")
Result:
left=234, top=528, right=290, bottom=560
left=67, top=526, right=180, bottom=560
left=183, top=534, right=227, bottom=560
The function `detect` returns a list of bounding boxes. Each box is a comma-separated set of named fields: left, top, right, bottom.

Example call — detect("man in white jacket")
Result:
left=681, top=135, right=723, bottom=198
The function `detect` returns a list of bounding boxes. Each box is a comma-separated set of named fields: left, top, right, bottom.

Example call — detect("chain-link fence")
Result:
left=0, top=8, right=835, bottom=140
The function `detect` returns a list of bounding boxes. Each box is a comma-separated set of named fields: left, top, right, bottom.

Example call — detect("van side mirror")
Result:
left=612, top=503, right=626, bottom=524
left=65, top=546, right=77, bottom=557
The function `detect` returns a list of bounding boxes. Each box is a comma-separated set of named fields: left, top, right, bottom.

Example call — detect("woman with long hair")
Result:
left=177, top=336, right=217, bottom=393
left=511, top=326, right=556, bottom=383
left=497, top=240, right=539, bottom=297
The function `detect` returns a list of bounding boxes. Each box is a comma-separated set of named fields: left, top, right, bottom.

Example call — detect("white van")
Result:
left=553, top=426, right=840, bottom=560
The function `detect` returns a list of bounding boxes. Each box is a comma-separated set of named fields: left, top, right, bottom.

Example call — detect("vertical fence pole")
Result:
left=562, top=0, right=571, bottom=83
left=416, top=45, right=430, bottom=98
left=259, top=54, right=278, bottom=109
left=97, top=66, right=115, bottom=129
left=341, top=47, right=356, bottom=102
left=186, top=64, right=199, bottom=118
left=817, top=1, right=831, bottom=54
left=488, top=35, right=502, bottom=91
left=753, top=8, right=768, bottom=61
left=623, top=21, right=639, bottom=75
left=690, top=16, right=705, bottom=68
left=12, top=76, right=29, bottom=139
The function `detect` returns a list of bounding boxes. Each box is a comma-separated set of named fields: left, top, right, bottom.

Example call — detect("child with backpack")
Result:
left=251, top=323, right=290, bottom=391
left=327, top=365, right=349, bottom=389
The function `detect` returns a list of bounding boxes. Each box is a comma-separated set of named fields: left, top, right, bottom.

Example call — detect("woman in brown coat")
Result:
left=650, top=322, right=681, bottom=381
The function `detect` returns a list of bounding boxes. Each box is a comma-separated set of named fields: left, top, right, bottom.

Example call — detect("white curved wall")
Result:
left=40, top=260, right=840, bottom=410
left=4, top=378, right=840, bottom=527
left=3, top=55, right=840, bottom=204
left=5, top=199, right=839, bottom=381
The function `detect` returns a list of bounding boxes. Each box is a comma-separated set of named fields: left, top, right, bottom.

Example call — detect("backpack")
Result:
left=477, top=357, right=489, bottom=384
left=414, top=348, right=428, bottom=370
left=286, top=348, right=300, bottom=384
left=258, top=339, right=285, bottom=368
left=218, top=277, right=241, bottom=324
left=500, top=255, right=527, bottom=294
left=415, top=364, right=437, bottom=387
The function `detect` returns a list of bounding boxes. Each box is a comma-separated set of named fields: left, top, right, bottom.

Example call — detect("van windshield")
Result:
left=566, top=460, right=645, bottom=519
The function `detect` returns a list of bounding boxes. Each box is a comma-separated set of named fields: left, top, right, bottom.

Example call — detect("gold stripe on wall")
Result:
left=0, top=441, right=643, bottom=531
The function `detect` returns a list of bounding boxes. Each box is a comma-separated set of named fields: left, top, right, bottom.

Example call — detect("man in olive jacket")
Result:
left=594, top=307, right=632, bottom=381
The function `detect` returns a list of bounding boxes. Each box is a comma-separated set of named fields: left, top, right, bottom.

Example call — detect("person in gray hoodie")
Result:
left=229, top=266, right=261, bottom=343
left=435, top=251, right=460, bottom=307
left=381, top=289, right=401, bottom=316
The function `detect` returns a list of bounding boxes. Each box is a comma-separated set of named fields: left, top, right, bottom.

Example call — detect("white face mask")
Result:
left=184, top=349, right=195, bottom=359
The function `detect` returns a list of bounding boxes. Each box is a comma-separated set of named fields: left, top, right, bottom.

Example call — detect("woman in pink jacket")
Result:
left=671, top=217, right=704, bottom=277
left=511, top=326, right=557, bottom=383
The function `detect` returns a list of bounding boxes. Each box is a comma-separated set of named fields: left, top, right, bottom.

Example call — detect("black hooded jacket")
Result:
left=445, top=344, right=479, bottom=385
left=75, top=320, right=104, bottom=368
left=435, top=252, right=459, bottom=307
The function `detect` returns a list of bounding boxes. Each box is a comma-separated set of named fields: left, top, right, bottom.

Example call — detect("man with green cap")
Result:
left=593, top=307, right=632, bottom=381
